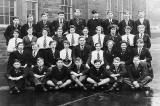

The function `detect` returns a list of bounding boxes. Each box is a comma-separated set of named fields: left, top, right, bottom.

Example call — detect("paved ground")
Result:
left=0, top=34, right=160, bottom=106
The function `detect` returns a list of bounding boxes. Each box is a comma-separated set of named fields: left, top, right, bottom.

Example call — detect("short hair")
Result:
left=138, top=25, right=145, bottom=29
left=125, top=26, right=132, bottom=30
left=16, top=42, right=23, bottom=48
left=94, top=59, right=102, bottom=64
left=58, top=11, right=64, bottom=15
left=96, top=26, right=103, bottom=32
left=92, top=10, right=97, bottom=14
left=37, top=57, right=44, bottom=62
left=57, top=27, right=63, bottom=31
left=12, top=29, right=20, bottom=35
left=63, top=40, right=70, bottom=45
left=108, top=24, right=119, bottom=31
left=57, top=58, right=63, bottom=62
left=12, top=17, right=19, bottom=20
left=49, top=40, right=57, bottom=46
left=133, top=55, right=140, bottom=59
left=70, top=25, right=76, bottom=29
left=106, top=40, right=115, bottom=46
left=113, top=57, right=121, bottom=62
left=42, top=28, right=50, bottom=34
left=120, top=40, right=128, bottom=46
left=74, top=57, right=82, bottom=62
left=74, top=9, right=81, bottom=13
left=83, top=27, right=89, bottom=31
left=78, top=36, right=85, bottom=40
left=41, top=13, right=47, bottom=17
left=95, top=43, right=101, bottom=47
left=137, top=39, right=144, bottom=44
left=13, top=59, right=21, bottom=64
left=138, top=10, right=145, bottom=13
left=27, top=14, right=33, bottom=18
left=31, top=42, right=38, bottom=46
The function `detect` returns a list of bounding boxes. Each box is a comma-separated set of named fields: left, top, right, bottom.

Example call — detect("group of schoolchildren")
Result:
left=4, top=9, right=153, bottom=94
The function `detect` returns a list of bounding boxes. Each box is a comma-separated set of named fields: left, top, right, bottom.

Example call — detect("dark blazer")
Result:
left=45, top=49, right=60, bottom=67
left=104, top=47, right=117, bottom=66
left=21, top=23, right=37, bottom=37
left=128, top=63, right=148, bottom=81
left=102, top=19, right=119, bottom=35
left=32, top=65, right=49, bottom=75
left=135, top=19, right=151, bottom=37
left=109, top=64, right=127, bottom=77
left=46, top=66, right=70, bottom=83
left=88, top=66, right=111, bottom=82
left=7, top=67, right=25, bottom=78
left=52, top=35, right=67, bottom=51
left=118, top=19, right=135, bottom=35
left=117, top=48, right=133, bottom=65
left=8, top=50, right=28, bottom=69
left=4, top=24, right=22, bottom=45
left=133, top=47, right=152, bottom=63
left=85, top=36, right=94, bottom=47
left=36, top=21, right=51, bottom=37
left=134, top=34, right=151, bottom=49
left=87, top=18, right=103, bottom=36
left=69, top=18, right=86, bottom=35
left=70, top=64, right=89, bottom=75
left=23, top=36, right=37, bottom=49
left=104, top=34, right=122, bottom=50
left=50, top=20, right=69, bottom=35
left=73, top=44, right=91, bottom=64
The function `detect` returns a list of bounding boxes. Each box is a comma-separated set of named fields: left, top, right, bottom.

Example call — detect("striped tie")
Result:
left=43, top=36, right=47, bottom=48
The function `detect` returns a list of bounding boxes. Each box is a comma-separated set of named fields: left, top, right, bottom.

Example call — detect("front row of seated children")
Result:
left=6, top=55, right=153, bottom=94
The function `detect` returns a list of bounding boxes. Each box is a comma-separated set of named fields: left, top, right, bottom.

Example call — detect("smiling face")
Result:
left=113, top=59, right=120, bottom=67
left=121, top=43, right=127, bottom=50
left=94, top=61, right=101, bottom=69
left=13, top=62, right=21, bottom=69
left=13, top=31, right=19, bottom=38
left=133, top=57, right=140, bottom=65
left=13, top=18, right=20, bottom=25
left=58, top=13, right=65, bottom=19
left=95, top=43, right=101, bottom=51
left=37, top=59, right=44, bottom=67
left=79, top=37, right=86, bottom=46
left=57, top=60, right=63, bottom=68
left=138, top=11, right=145, bottom=18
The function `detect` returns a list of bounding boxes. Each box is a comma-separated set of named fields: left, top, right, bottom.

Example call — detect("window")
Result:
left=26, top=0, right=38, bottom=23
left=0, top=0, right=16, bottom=26
left=61, top=0, right=73, bottom=20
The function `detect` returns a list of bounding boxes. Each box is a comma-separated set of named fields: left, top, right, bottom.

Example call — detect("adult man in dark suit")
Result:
left=73, top=37, right=91, bottom=64
left=4, top=17, right=22, bottom=45
left=135, top=10, right=151, bottom=37
left=50, top=12, right=69, bottom=36
left=102, top=10, right=118, bottom=35
left=87, top=10, right=103, bottom=36
left=69, top=9, right=86, bottom=35
left=118, top=11, right=135, bottom=36
left=21, top=14, right=37, bottom=38
left=36, top=13, right=51, bottom=37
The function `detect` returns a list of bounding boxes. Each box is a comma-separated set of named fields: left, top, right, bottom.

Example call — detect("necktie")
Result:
left=98, top=34, right=101, bottom=45
left=20, top=50, right=23, bottom=55
left=76, top=18, right=79, bottom=24
left=127, top=36, right=130, bottom=45
left=77, top=65, right=80, bottom=73
left=66, top=50, right=69, bottom=60
left=43, top=36, right=47, bottom=48
left=97, top=51, right=100, bottom=60
left=138, top=48, right=141, bottom=55
left=71, top=34, right=75, bottom=46
left=15, top=38, right=17, bottom=47
left=33, top=51, right=36, bottom=57
left=140, top=33, right=143, bottom=39
left=81, top=46, right=84, bottom=50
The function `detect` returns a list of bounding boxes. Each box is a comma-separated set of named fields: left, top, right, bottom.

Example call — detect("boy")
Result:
left=60, top=40, right=73, bottom=68
left=32, top=57, right=48, bottom=92
left=7, top=59, right=25, bottom=94
left=66, top=25, right=80, bottom=49
left=70, top=58, right=88, bottom=90
left=87, top=60, right=111, bottom=89
left=46, top=58, right=72, bottom=90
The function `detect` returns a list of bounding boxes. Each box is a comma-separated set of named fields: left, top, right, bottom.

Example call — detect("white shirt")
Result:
left=139, top=33, right=144, bottom=39
left=28, top=35, right=33, bottom=41
left=36, top=36, right=53, bottom=49
left=91, top=50, right=104, bottom=65
left=60, top=48, right=72, bottom=60
left=66, top=33, right=80, bottom=46
left=139, top=18, right=144, bottom=24
left=121, top=34, right=135, bottom=46
left=92, top=34, right=105, bottom=47
left=7, top=38, right=23, bottom=53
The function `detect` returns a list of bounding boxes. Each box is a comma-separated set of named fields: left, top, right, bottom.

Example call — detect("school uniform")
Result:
left=32, top=65, right=49, bottom=85
left=36, top=21, right=52, bottom=37
left=73, top=44, right=91, bottom=64
left=50, top=19, right=69, bottom=35
left=6, top=67, right=25, bottom=91
left=46, top=66, right=71, bottom=84
left=92, top=34, right=106, bottom=48
left=127, top=62, right=152, bottom=87
left=70, top=64, right=88, bottom=76
left=104, top=47, right=117, bottom=66
left=87, top=50, right=105, bottom=66
left=87, top=66, right=111, bottom=82
left=118, top=19, right=135, bottom=35
left=4, top=24, right=22, bottom=45
left=21, top=22, right=37, bottom=37
left=102, top=19, right=119, bottom=35
left=7, top=37, right=23, bottom=53
left=134, top=33, right=151, bottom=49
left=52, top=35, right=67, bottom=51
left=87, top=18, right=103, bottom=36
left=66, top=33, right=80, bottom=48
left=135, top=18, right=151, bottom=37
left=81, top=35, right=94, bottom=47
left=60, top=48, right=73, bottom=65
left=117, top=48, right=133, bottom=65
left=69, top=18, right=86, bottom=35
left=45, top=49, right=60, bottom=67
left=36, top=36, right=53, bottom=49
left=121, top=34, right=135, bottom=48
